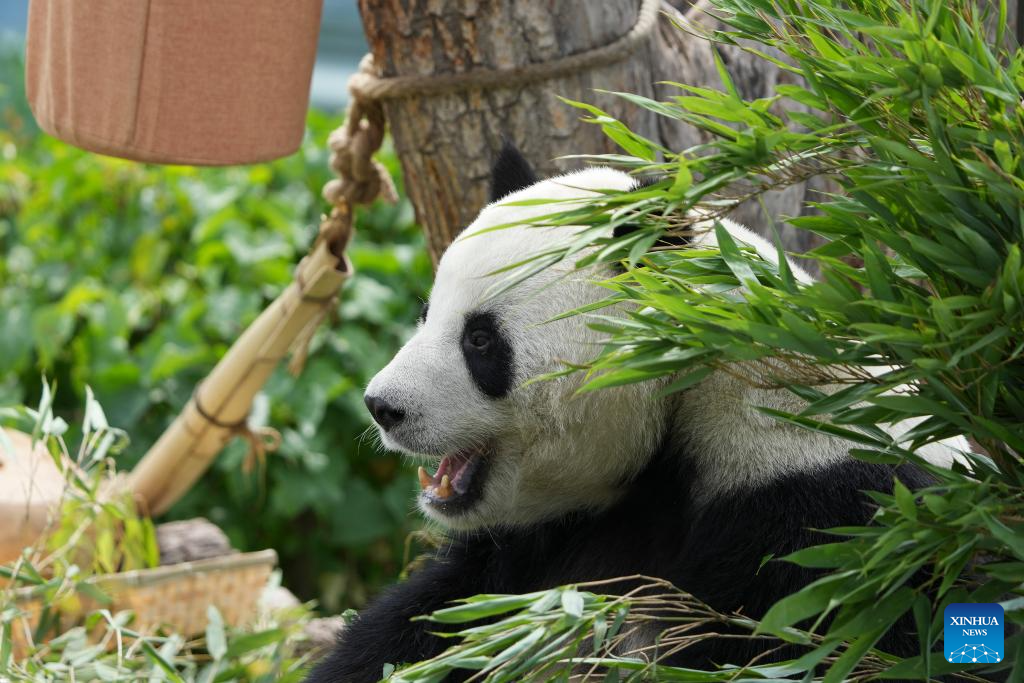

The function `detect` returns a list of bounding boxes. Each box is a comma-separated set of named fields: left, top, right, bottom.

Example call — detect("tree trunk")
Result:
left=356, top=0, right=817, bottom=264
left=356, top=0, right=1020, bottom=265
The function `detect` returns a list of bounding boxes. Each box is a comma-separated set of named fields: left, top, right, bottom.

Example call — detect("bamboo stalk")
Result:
left=129, top=56, right=389, bottom=516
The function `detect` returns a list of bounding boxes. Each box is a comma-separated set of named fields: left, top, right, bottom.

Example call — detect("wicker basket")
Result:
left=10, top=549, right=277, bottom=657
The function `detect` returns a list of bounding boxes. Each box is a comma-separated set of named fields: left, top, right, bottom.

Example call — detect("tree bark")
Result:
left=356, top=0, right=820, bottom=264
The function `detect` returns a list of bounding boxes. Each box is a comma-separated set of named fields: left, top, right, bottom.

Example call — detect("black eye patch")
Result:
left=461, top=311, right=513, bottom=398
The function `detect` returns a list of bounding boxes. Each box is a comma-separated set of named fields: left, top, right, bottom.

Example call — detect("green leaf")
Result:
left=561, top=589, right=584, bottom=618
left=670, top=156, right=694, bottom=198
left=206, top=605, right=227, bottom=661
left=713, top=221, right=759, bottom=286
left=426, top=593, right=548, bottom=624
left=141, top=640, right=186, bottom=682
left=757, top=573, right=853, bottom=635
left=224, top=628, right=287, bottom=658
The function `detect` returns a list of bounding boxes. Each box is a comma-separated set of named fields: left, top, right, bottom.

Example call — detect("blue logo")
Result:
left=944, top=603, right=1003, bottom=664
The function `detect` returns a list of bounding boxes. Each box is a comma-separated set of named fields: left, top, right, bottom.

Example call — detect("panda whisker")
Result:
left=437, top=533, right=458, bottom=559
left=479, top=523, right=500, bottom=550
left=356, top=424, right=379, bottom=448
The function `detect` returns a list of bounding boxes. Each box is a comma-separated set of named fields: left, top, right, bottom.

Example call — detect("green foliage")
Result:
left=0, top=46, right=433, bottom=610
left=391, top=0, right=1023, bottom=680
left=1, top=381, right=158, bottom=591
left=1, top=387, right=313, bottom=681
left=35, top=384, right=161, bottom=577
left=386, top=580, right=907, bottom=682
left=4, top=594, right=312, bottom=683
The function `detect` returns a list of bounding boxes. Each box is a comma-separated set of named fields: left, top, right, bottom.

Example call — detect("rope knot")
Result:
left=325, top=121, right=394, bottom=206
left=287, top=53, right=397, bottom=376
left=322, top=56, right=397, bottom=210
left=238, top=425, right=283, bottom=475
left=191, top=384, right=282, bottom=476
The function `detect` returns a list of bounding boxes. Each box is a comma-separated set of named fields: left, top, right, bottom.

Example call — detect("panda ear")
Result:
left=613, top=176, right=687, bottom=243
left=490, top=141, right=538, bottom=202
left=612, top=223, right=641, bottom=239
left=612, top=223, right=691, bottom=245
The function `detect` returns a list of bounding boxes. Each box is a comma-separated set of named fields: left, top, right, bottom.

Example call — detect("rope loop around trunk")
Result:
left=347, top=0, right=661, bottom=102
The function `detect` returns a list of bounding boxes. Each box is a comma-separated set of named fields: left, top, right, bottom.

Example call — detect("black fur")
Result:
left=461, top=311, right=514, bottom=398
left=306, top=448, right=933, bottom=682
left=489, top=142, right=538, bottom=202
left=612, top=176, right=691, bottom=246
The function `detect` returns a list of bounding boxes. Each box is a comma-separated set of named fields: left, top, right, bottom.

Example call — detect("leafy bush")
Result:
left=0, top=45, right=433, bottom=610
left=385, top=0, right=1023, bottom=680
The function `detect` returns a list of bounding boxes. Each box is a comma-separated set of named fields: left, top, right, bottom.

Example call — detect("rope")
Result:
left=348, top=0, right=661, bottom=101
left=289, top=0, right=661, bottom=371
left=287, top=55, right=398, bottom=376
left=191, top=384, right=282, bottom=474
left=316, top=56, right=398, bottom=257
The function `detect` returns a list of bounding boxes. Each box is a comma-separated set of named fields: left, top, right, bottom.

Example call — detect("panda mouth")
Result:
left=417, top=444, right=490, bottom=513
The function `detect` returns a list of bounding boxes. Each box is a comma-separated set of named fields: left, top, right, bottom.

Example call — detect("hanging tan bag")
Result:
left=24, top=0, right=323, bottom=165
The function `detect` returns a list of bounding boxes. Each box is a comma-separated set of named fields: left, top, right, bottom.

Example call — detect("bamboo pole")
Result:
left=127, top=57, right=393, bottom=516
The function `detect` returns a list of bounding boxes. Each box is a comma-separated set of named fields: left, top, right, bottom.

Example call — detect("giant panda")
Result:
left=307, top=145, right=966, bottom=682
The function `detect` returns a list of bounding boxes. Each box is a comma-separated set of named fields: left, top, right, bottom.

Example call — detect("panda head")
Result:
left=364, top=145, right=667, bottom=531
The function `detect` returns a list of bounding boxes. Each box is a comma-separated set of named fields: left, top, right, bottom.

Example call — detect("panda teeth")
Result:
left=417, top=465, right=454, bottom=499
left=436, top=475, right=453, bottom=499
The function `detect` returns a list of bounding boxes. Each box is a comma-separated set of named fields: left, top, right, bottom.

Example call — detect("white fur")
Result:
left=367, top=169, right=665, bottom=530
left=365, top=167, right=968, bottom=530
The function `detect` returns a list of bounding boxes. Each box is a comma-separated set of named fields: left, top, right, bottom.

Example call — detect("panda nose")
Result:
left=364, top=395, right=405, bottom=431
